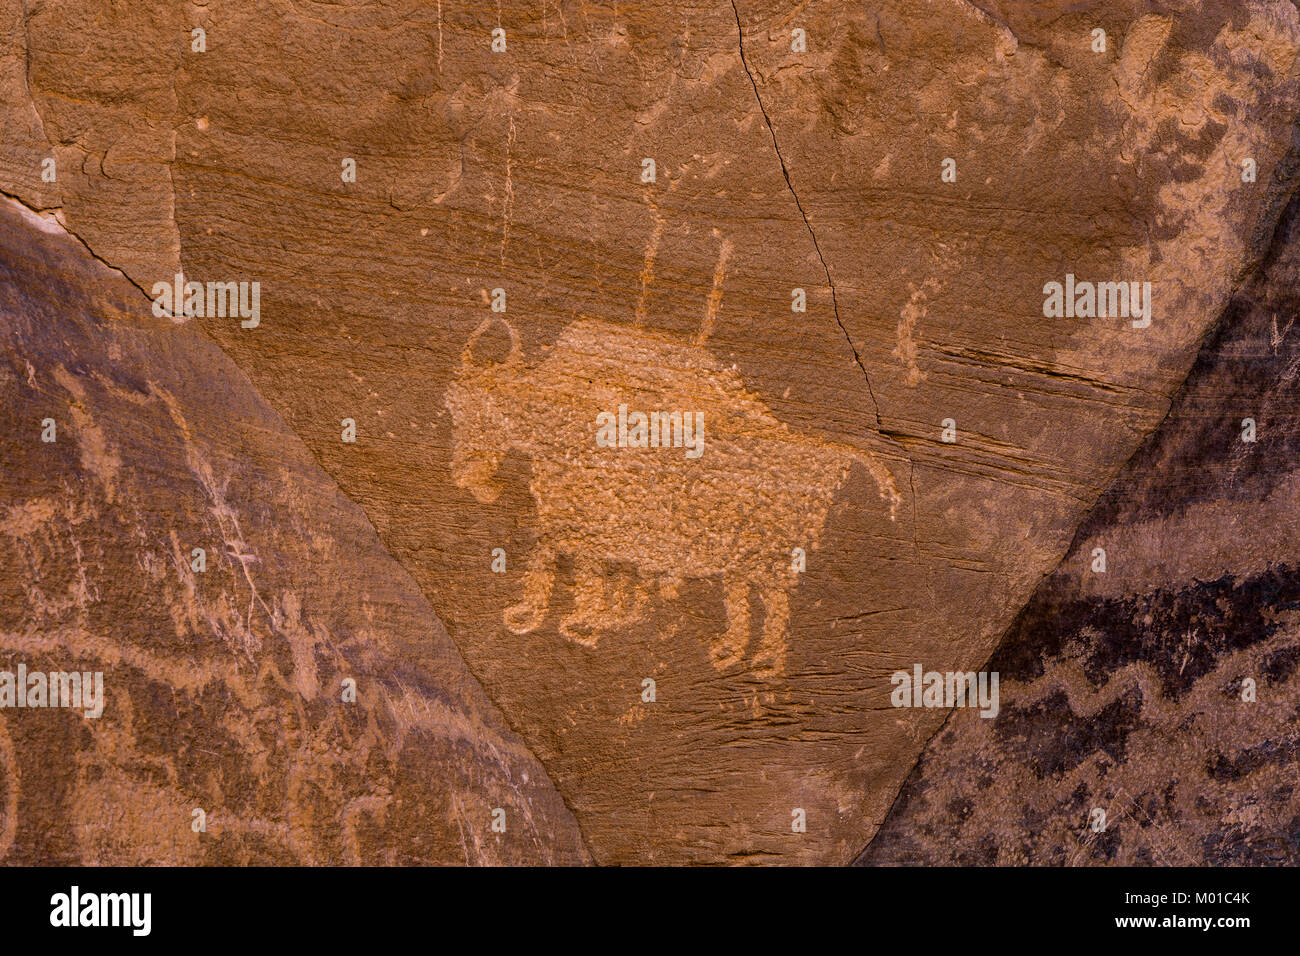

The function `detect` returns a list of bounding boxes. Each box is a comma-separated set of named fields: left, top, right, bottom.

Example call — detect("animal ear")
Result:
left=462, top=317, right=522, bottom=368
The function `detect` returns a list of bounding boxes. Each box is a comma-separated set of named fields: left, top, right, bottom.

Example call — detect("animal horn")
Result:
left=461, top=317, right=522, bottom=367
left=500, top=317, right=522, bottom=364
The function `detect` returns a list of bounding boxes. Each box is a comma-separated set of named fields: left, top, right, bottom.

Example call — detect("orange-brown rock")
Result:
left=2, top=0, right=1300, bottom=864
left=0, top=197, right=589, bottom=864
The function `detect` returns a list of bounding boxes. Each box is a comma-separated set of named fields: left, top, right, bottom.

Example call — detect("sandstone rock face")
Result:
left=858, top=184, right=1300, bottom=867
left=2, top=0, right=1299, bottom=864
left=0, top=199, right=589, bottom=864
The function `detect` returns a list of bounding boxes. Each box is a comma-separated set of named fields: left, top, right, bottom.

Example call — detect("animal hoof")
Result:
left=558, top=616, right=599, bottom=648
left=752, top=661, right=785, bottom=680
left=503, top=603, right=544, bottom=634
left=752, top=648, right=786, bottom=679
left=708, top=643, right=746, bottom=671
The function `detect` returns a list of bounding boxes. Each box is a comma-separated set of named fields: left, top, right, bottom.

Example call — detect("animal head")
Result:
left=445, top=317, right=523, bottom=504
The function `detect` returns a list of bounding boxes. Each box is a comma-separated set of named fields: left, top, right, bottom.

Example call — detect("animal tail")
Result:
left=849, top=444, right=903, bottom=522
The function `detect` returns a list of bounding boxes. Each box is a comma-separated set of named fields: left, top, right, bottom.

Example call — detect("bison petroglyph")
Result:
left=445, top=316, right=900, bottom=677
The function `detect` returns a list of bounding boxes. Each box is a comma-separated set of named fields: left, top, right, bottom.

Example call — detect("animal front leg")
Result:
left=710, top=578, right=751, bottom=670
left=753, top=586, right=790, bottom=678
left=607, top=566, right=648, bottom=628
left=503, top=545, right=555, bottom=634
left=559, top=557, right=604, bottom=648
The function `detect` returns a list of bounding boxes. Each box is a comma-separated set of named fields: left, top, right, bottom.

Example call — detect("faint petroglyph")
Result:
left=636, top=197, right=665, bottom=328
left=894, top=278, right=940, bottom=386
left=697, top=231, right=733, bottom=345
left=501, top=107, right=517, bottom=267
left=52, top=366, right=123, bottom=503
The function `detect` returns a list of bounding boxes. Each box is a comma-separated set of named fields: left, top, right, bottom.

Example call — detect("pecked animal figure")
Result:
left=445, top=315, right=901, bottom=677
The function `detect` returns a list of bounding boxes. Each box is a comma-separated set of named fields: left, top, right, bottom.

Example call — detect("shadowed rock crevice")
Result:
left=857, top=176, right=1300, bottom=867
left=0, top=188, right=156, bottom=304
left=730, top=0, right=883, bottom=429
left=0, top=199, right=590, bottom=865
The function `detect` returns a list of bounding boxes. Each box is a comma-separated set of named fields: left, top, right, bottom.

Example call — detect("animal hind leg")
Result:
left=559, top=556, right=604, bottom=648
left=710, top=578, right=751, bottom=670
left=753, top=585, right=790, bottom=678
left=503, top=545, right=555, bottom=634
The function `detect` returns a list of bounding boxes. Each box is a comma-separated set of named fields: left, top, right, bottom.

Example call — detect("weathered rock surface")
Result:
left=858, top=182, right=1300, bottom=867
left=2, top=0, right=1299, bottom=864
left=0, top=197, right=590, bottom=864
